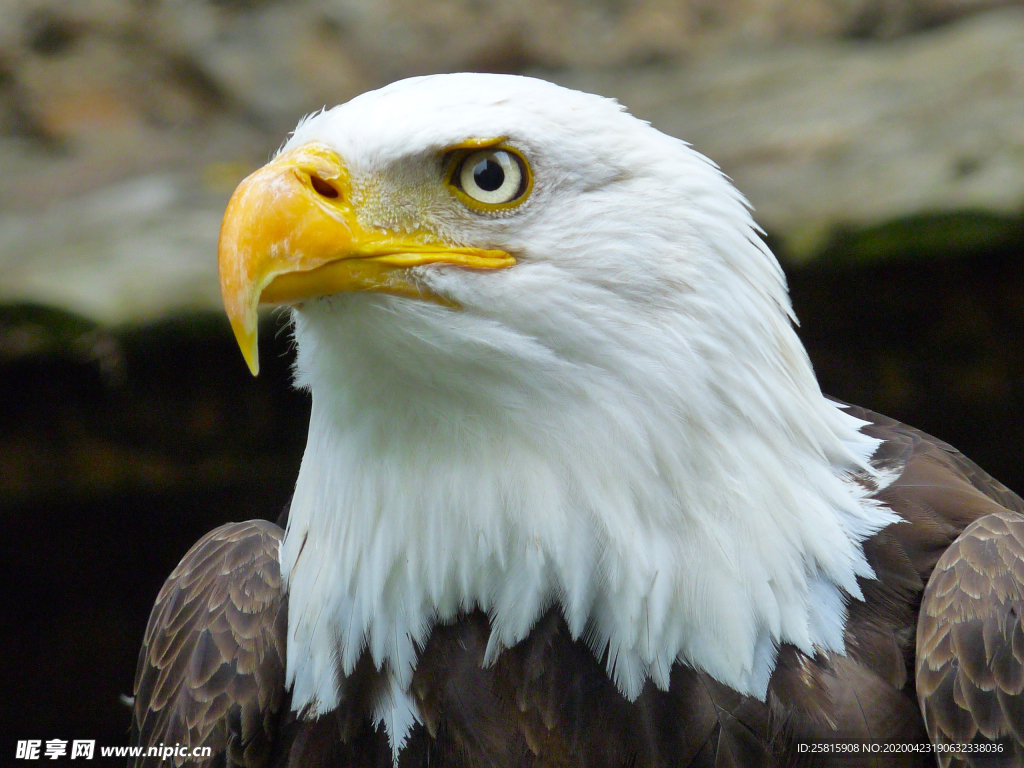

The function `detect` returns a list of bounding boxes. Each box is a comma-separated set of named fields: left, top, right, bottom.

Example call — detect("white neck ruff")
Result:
left=278, top=290, right=896, bottom=756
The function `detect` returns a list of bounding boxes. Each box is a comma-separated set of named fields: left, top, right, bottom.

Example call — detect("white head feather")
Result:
left=276, top=73, right=896, bottom=755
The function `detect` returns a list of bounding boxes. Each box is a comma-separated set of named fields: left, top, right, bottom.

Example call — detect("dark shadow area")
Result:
left=0, top=312, right=309, bottom=761
left=1, top=221, right=1023, bottom=761
left=789, top=224, right=1024, bottom=493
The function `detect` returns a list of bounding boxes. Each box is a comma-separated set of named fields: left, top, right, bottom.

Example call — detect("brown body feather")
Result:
left=130, top=520, right=288, bottom=768
left=917, top=511, right=1024, bottom=767
left=130, top=406, right=1024, bottom=767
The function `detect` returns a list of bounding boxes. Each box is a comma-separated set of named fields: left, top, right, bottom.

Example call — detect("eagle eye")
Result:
left=447, top=147, right=531, bottom=211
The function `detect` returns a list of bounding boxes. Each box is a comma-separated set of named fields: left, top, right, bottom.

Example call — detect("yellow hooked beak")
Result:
left=218, top=143, right=515, bottom=375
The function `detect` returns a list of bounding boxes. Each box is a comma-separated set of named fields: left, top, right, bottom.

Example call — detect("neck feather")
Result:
left=278, top=293, right=896, bottom=754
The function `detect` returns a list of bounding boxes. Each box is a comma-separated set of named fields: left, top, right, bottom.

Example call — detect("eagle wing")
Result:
left=130, top=520, right=288, bottom=768
left=917, top=510, right=1024, bottom=766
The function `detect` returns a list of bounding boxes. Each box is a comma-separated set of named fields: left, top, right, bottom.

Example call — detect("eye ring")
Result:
left=446, top=145, right=532, bottom=212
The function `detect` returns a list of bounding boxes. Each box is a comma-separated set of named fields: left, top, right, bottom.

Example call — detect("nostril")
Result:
left=309, top=174, right=339, bottom=199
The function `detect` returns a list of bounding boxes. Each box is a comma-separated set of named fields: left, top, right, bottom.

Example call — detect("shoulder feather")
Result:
left=917, top=510, right=1024, bottom=767
left=130, top=520, right=287, bottom=768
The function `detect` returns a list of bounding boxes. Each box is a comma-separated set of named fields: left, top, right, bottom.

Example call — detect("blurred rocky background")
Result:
left=2, top=0, right=1024, bottom=760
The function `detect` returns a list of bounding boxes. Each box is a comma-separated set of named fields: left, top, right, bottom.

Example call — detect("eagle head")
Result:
left=216, top=73, right=894, bottom=752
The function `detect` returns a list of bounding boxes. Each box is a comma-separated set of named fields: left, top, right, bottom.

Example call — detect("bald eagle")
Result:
left=130, top=74, right=1024, bottom=767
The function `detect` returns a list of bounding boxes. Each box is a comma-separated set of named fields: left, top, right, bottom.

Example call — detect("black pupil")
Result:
left=472, top=156, right=505, bottom=192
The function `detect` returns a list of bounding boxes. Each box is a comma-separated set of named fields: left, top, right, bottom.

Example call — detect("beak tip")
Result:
left=227, top=313, right=261, bottom=377
left=245, top=354, right=260, bottom=377
left=240, top=333, right=260, bottom=377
